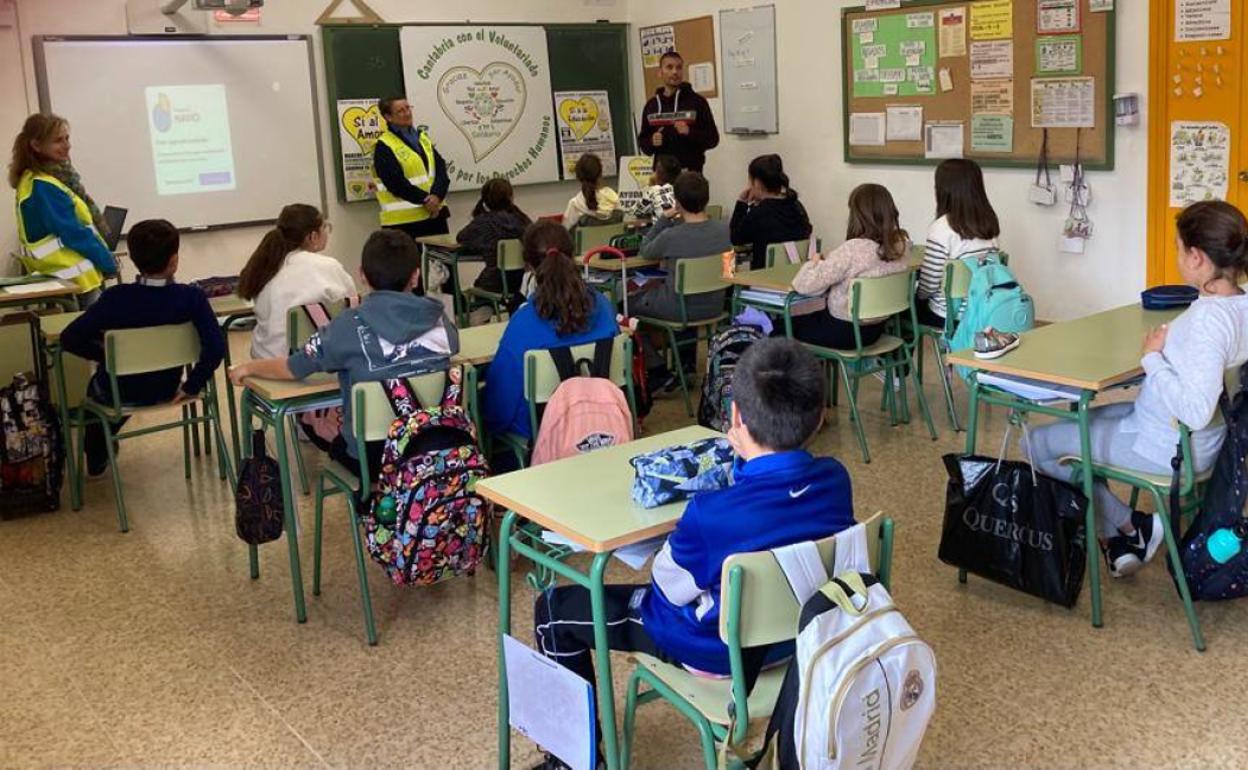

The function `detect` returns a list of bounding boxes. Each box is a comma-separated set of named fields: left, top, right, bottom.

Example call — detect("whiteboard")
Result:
left=719, top=5, right=778, bottom=135
left=35, top=36, right=325, bottom=232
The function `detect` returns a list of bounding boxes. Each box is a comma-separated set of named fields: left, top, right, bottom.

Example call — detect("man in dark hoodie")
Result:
left=637, top=51, right=719, bottom=173
left=228, top=229, right=459, bottom=476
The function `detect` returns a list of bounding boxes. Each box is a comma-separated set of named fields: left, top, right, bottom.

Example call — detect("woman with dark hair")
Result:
left=917, top=158, right=1000, bottom=327
left=9, top=113, right=116, bottom=305
left=561, top=153, right=620, bottom=230
left=458, top=176, right=532, bottom=314
left=730, top=153, right=813, bottom=270
left=482, top=220, right=618, bottom=439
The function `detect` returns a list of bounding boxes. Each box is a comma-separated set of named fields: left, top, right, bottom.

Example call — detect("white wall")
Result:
left=0, top=0, right=629, bottom=281
left=628, top=0, right=1150, bottom=321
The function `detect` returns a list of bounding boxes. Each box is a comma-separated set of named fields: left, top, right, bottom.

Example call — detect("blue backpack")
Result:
left=947, top=252, right=1034, bottom=378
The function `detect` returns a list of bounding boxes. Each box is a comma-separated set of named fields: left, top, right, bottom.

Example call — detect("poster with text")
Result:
left=554, top=90, right=616, bottom=181
left=1031, top=77, right=1095, bottom=128
left=1169, top=121, right=1230, bottom=207
left=337, top=98, right=386, bottom=202
left=617, top=155, right=653, bottom=212
left=400, top=26, right=558, bottom=192
left=145, top=85, right=237, bottom=196
left=640, top=25, right=676, bottom=68
left=1175, top=0, right=1231, bottom=42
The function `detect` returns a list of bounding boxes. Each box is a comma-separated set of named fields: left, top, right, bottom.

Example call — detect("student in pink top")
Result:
left=789, top=184, right=911, bottom=349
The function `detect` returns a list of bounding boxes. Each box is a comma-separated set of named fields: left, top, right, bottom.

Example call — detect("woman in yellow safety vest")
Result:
left=372, top=97, right=451, bottom=240
left=8, top=113, right=116, bottom=306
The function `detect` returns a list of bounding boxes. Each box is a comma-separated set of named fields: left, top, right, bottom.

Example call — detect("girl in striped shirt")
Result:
left=917, top=159, right=1000, bottom=328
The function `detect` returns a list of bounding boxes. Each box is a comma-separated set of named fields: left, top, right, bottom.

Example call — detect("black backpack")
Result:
left=0, top=313, right=64, bottom=518
left=234, top=430, right=284, bottom=545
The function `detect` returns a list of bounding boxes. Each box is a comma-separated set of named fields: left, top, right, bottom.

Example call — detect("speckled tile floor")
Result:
left=2, top=332, right=1246, bottom=769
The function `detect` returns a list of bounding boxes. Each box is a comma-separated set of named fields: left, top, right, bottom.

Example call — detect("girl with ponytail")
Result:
left=239, top=203, right=355, bottom=358
left=730, top=153, right=813, bottom=270
left=561, top=153, right=622, bottom=230
left=1030, top=200, right=1248, bottom=578
left=482, top=220, right=618, bottom=439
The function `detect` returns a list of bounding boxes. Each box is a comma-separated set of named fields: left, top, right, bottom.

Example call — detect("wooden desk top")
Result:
left=210, top=295, right=254, bottom=318
left=947, top=303, right=1184, bottom=392
left=414, top=234, right=460, bottom=250
left=477, top=425, right=722, bottom=552
left=456, top=322, right=506, bottom=365
left=0, top=279, right=77, bottom=301
left=586, top=255, right=662, bottom=272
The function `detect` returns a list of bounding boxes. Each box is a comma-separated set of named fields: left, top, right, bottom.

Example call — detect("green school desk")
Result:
left=210, top=295, right=257, bottom=463
left=0, top=278, right=80, bottom=312
left=415, top=234, right=475, bottom=323
left=480, top=424, right=720, bottom=770
left=946, top=302, right=1184, bottom=635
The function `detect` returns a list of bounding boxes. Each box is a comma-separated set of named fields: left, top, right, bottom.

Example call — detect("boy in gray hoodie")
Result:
left=229, top=229, right=459, bottom=475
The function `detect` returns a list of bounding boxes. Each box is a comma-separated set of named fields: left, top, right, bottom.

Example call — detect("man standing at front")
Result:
left=372, top=96, right=451, bottom=239
left=636, top=50, right=720, bottom=173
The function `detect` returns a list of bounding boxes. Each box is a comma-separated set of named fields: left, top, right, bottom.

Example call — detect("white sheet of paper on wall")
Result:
left=852, top=18, right=878, bottom=34
left=939, top=67, right=954, bottom=92
left=859, top=32, right=874, bottom=44
left=884, top=83, right=900, bottom=95
left=739, top=81, right=758, bottom=90
left=866, top=0, right=902, bottom=9
left=864, top=55, right=880, bottom=70
left=689, top=62, right=715, bottom=94
left=906, top=54, right=922, bottom=66
left=1194, top=86, right=1204, bottom=97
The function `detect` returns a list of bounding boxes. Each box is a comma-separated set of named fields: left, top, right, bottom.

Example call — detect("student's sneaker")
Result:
left=1126, top=510, right=1165, bottom=565
left=872, top=371, right=902, bottom=391
left=1103, top=537, right=1143, bottom=578
left=973, top=328, right=1021, bottom=359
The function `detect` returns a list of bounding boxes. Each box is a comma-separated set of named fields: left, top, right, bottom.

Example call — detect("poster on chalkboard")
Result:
left=337, top=98, right=385, bottom=202
left=400, top=26, right=559, bottom=192
left=554, top=90, right=616, bottom=181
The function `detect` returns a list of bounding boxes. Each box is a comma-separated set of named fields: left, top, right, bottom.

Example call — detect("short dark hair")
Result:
left=673, top=171, right=709, bottom=214
left=378, top=96, right=405, bottom=119
left=1177, top=200, right=1248, bottom=284
left=653, top=154, right=682, bottom=185
left=127, top=219, right=180, bottom=275
left=732, top=338, right=824, bottom=451
left=360, top=229, right=420, bottom=292
left=660, top=50, right=683, bottom=65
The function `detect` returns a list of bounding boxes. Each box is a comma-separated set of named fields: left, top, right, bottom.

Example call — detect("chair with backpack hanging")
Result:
left=697, top=323, right=766, bottom=433
left=460, top=238, right=524, bottom=325
left=762, top=238, right=821, bottom=269
left=311, top=365, right=490, bottom=645
left=619, top=513, right=908, bottom=770
left=945, top=251, right=1034, bottom=381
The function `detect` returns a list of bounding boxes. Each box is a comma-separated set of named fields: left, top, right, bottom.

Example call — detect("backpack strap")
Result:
left=301, top=302, right=334, bottom=330
left=345, top=294, right=361, bottom=309
left=548, top=346, right=579, bottom=382
left=782, top=241, right=800, bottom=264
left=381, top=377, right=420, bottom=417
left=771, top=541, right=830, bottom=605
left=440, top=364, right=463, bottom=409
left=589, top=337, right=614, bottom=379
left=808, top=238, right=818, bottom=261
left=819, top=573, right=871, bottom=614
left=832, top=522, right=871, bottom=575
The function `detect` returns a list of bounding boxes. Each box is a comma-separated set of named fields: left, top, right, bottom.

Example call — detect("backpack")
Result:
left=755, top=524, right=937, bottom=770
left=0, top=314, right=64, bottom=518
left=189, top=275, right=240, bottom=298
left=1172, top=362, right=1248, bottom=600
left=946, top=252, right=1034, bottom=379
left=697, top=324, right=765, bottom=432
left=365, top=366, right=491, bottom=586
left=234, top=429, right=284, bottom=545
left=531, top=338, right=634, bottom=466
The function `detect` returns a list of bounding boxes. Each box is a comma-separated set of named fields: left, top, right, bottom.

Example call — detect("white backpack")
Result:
left=759, top=524, right=937, bottom=770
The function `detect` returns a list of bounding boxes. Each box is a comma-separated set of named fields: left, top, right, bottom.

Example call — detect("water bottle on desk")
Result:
left=1207, top=521, right=1248, bottom=564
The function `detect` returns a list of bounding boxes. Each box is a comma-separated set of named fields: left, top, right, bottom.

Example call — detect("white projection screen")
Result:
left=35, top=36, right=325, bottom=232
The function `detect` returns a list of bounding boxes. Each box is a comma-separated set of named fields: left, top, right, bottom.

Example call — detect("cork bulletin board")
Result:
left=640, top=15, right=719, bottom=99
left=841, top=0, right=1116, bottom=169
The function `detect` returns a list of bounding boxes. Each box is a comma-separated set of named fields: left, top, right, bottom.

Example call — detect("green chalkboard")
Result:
left=322, top=23, right=634, bottom=203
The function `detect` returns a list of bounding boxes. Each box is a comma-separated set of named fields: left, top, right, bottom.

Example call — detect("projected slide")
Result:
left=144, top=84, right=237, bottom=196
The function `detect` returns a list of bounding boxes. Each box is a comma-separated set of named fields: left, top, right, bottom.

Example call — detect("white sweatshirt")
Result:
left=250, top=249, right=357, bottom=359
left=561, top=187, right=621, bottom=230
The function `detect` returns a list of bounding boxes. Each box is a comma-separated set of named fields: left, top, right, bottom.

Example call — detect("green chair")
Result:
left=311, top=369, right=461, bottom=645
left=460, top=238, right=524, bottom=324
left=634, top=256, right=729, bottom=416
left=574, top=221, right=628, bottom=256
left=72, top=323, right=234, bottom=532
left=1059, top=424, right=1211, bottom=651
left=762, top=238, right=822, bottom=268
left=705, top=204, right=724, bottom=221
left=796, top=271, right=937, bottom=463
left=915, top=259, right=971, bottom=432
left=620, top=512, right=894, bottom=770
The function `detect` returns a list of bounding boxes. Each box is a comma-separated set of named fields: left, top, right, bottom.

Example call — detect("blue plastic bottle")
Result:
left=1207, top=522, right=1248, bottom=564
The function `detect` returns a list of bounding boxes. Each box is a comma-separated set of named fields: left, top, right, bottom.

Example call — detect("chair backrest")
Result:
left=0, top=315, right=38, bottom=386
left=286, top=297, right=357, bottom=353
left=575, top=222, right=628, bottom=255
left=497, top=238, right=525, bottom=271
left=849, top=270, right=913, bottom=322
left=524, top=333, right=630, bottom=406
left=105, top=323, right=200, bottom=376
left=763, top=238, right=822, bottom=268
left=705, top=203, right=724, bottom=220
left=720, top=512, right=888, bottom=648
left=944, top=259, right=972, bottom=301
left=675, top=255, right=729, bottom=296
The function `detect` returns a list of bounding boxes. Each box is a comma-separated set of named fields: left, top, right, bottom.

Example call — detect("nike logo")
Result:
left=789, top=485, right=812, bottom=499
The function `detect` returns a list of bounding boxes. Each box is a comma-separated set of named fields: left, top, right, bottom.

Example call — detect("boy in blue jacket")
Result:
left=531, top=338, right=854, bottom=769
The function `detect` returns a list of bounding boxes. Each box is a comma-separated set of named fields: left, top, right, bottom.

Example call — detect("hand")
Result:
left=1143, top=324, right=1168, bottom=355
left=228, top=363, right=253, bottom=387
left=651, top=130, right=664, bottom=147
left=169, top=388, right=194, bottom=406
left=807, top=249, right=823, bottom=263
left=674, top=121, right=690, bottom=136
left=739, top=186, right=755, bottom=203
left=423, top=195, right=442, bottom=214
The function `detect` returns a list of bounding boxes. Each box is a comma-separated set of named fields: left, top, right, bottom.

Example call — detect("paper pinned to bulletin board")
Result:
left=337, top=98, right=385, bottom=201
left=1169, top=121, right=1230, bottom=207
left=639, top=16, right=718, bottom=99
left=554, top=90, right=616, bottom=181
left=851, top=10, right=937, bottom=98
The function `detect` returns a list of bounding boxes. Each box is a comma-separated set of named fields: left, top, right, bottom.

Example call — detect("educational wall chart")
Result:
left=1036, top=36, right=1082, bottom=74
left=1175, top=0, right=1231, bottom=42
left=337, top=98, right=385, bottom=202
left=1037, top=0, right=1080, bottom=34
left=1031, top=76, right=1095, bottom=128
left=938, top=7, right=967, bottom=57
left=1169, top=121, right=1230, bottom=207
left=850, top=10, right=937, bottom=98
left=553, top=90, right=615, bottom=181
left=400, top=26, right=558, bottom=192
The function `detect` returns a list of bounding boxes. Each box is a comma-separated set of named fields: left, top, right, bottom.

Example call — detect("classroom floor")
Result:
left=3, top=331, right=1247, bottom=769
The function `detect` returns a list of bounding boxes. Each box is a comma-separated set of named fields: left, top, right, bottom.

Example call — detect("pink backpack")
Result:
left=530, top=339, right=634, bottom=466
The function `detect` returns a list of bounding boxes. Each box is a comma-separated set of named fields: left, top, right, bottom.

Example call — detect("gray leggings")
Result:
left=1024, top=403, right=1171, bottom=539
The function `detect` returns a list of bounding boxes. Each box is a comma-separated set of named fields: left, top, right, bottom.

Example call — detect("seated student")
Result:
left=531, top=338, right=854, bottom=769
left=790, top=183, right=911, bottom=350
left=60, top=219, right=225, bottom=476
left=631, top=153, right=681, bottom=221
left=238, top=203, right=355, bottom=360
left=458, top=177, right=532, bottom=319
left=228, top=230, right=459, bottom=479
left=482, top=221, right=617, bottom=441
left=730, top=153, right=814, bottom=270
left=1030, top=201, right=1248, bottom=577
left=561, top=153, right=621, bottom=230
left=917, top=158, right=1000, bottom=329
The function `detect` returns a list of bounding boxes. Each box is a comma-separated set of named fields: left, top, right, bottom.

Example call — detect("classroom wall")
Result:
left=628, top=0, right=1150, bottom=321
left=0, top=0, right=628, bottom=282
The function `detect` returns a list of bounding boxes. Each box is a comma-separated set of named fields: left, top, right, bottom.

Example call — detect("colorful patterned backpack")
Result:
left=365, top=367, right=491, bottom=586
left=697, top=324, right=765, bottom=432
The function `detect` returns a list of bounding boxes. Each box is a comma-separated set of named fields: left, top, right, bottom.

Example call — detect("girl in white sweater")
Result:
left=238, top=204, right=356, bottom=359
left=1030, top=201, right=1248, bottom=577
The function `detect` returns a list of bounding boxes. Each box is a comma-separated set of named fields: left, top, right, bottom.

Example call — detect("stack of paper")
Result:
left=977, top=372, right=1081, bottom=402
left=540, top=531, right=666, bottom=570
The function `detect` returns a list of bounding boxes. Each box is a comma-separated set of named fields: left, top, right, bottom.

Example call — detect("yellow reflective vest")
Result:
left=15, top=171, right=105, bottom=293
left=373, top=130, right=438, bottom=227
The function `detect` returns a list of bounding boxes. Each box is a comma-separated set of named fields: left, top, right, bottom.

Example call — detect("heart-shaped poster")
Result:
left=341, top=104, right=386, bottom=155
left=627, top=156, right=653, bottom=188
left=558, top=97, right=599, bottom=141
left=437, top=62, right=528, bottom=163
